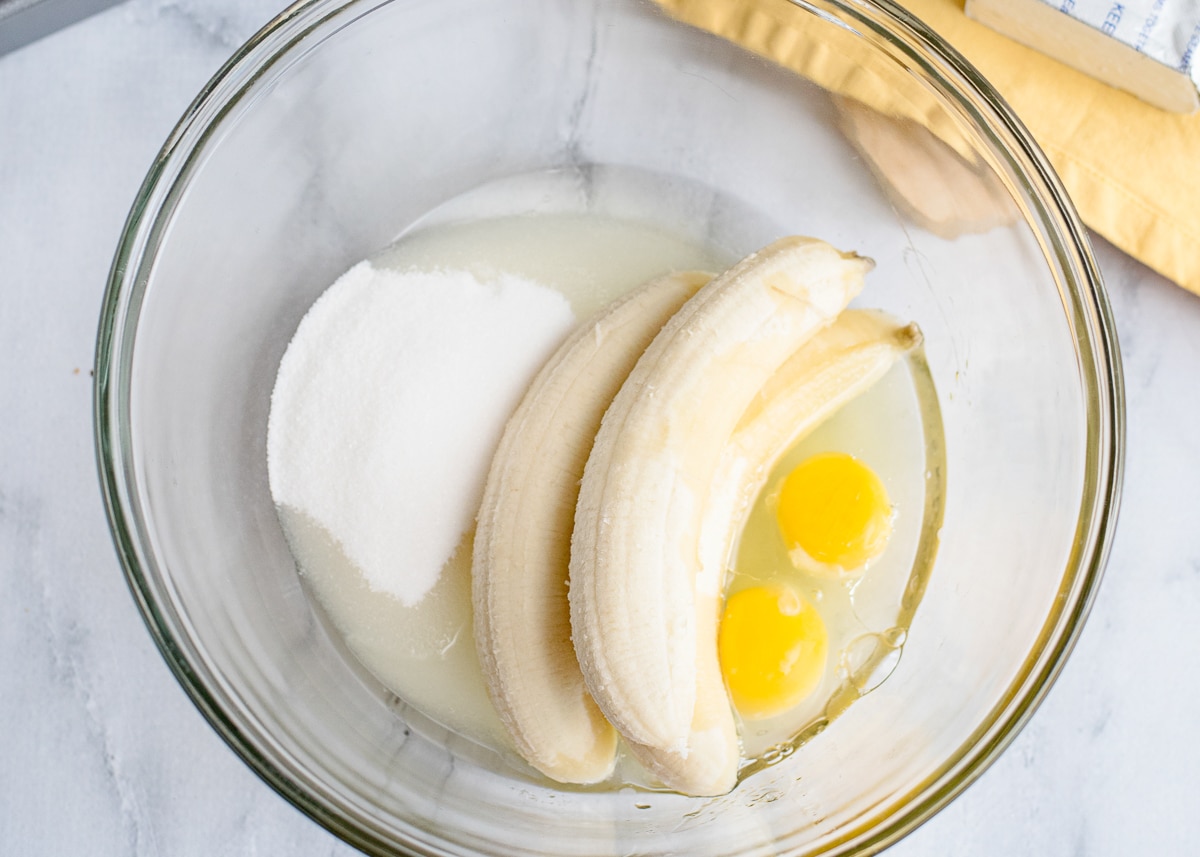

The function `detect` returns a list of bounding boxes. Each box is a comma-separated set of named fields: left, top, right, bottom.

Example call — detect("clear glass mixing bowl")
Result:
left=95, top=0, right=1123, bottom=854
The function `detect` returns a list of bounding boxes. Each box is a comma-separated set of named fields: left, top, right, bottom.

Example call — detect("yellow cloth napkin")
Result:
left=655, top=0, right=1200, bottom=296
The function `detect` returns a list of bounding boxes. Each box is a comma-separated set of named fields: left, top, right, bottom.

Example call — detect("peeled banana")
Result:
left=625, top=310, right=918, bottom=795
left=472, top=270, right=711, bottom=784
left=568, top=237, right=873, bottom=793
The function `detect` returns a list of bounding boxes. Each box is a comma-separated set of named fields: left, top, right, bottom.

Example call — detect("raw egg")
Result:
left=718, top=584, right=828, bottom=719
left=775, top=451, right=892, bottom=575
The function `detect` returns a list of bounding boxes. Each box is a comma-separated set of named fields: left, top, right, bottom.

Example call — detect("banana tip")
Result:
left=849, top=252, right=876, bottom=273
left=900, top=321, right=924, bottom=349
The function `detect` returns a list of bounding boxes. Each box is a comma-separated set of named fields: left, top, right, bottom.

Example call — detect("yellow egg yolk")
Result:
left=718, top=584, right=828, bottom=720
left=775, top=452, right=892, bottom=574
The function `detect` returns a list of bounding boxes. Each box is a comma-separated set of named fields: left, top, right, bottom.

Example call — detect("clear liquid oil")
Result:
left=273, top=165, right=946, bottom=790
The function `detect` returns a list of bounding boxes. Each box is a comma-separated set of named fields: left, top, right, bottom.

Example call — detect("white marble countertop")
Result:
left=2, top=1, right=1197, bottom=854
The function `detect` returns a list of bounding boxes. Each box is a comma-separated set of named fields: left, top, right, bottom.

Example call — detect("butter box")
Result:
left=966, top=0, right=1200, bottom=112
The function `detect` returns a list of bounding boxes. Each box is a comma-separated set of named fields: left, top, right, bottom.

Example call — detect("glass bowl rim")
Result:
left=93, top=0, right=1125, bottom=854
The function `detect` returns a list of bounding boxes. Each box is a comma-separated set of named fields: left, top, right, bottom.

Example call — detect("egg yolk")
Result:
left=775, top=452, right=892, bottom=574
left=718, top=584, right=828, bottom=720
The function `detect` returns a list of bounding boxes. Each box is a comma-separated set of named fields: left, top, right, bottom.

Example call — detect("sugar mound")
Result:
left=268, top=261, right=575, bottom=606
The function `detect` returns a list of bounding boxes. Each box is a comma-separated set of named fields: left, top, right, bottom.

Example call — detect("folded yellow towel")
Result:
left=656, top=0, right=1200, bottom=296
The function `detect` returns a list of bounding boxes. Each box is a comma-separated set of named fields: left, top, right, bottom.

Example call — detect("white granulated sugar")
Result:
left=268, top=261, right=575, bottom=606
